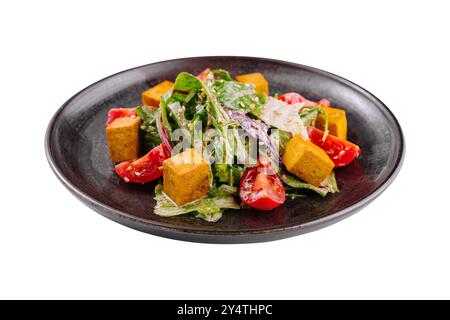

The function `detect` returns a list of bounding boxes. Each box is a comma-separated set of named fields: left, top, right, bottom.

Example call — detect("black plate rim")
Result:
left=45, top=56, right=405, bottom=241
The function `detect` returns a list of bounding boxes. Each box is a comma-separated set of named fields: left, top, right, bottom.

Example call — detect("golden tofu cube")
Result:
left=106, top=116, right=141, bottom=163
left=142, top=80, right=173, bottom=107
left=282, top=135, right=335, bottom=187
left=236, top=73, right=269, bottom=95
left=163, top=148, right=210, bottom=206
left=316, top=106, right=347, bottom=140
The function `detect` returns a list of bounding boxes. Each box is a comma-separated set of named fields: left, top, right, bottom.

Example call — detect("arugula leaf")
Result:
left=154, top=184, right=239, bottom=222
left=161, top=72, right=205, bottom=130
left=282, top=172, right=339, bottom=197
left=136, top=106, right=161, bottom=150
left=171, top=72, right=203, bottom=98
left=319, top=171, right=339, bottom=193
left=200, top=76, right=237, bottom=168
left=214, top=163, right=230, bottom=183
left=183, top=92, right=207, bottom=122
left=213, top=164, right=245, bottom=187
left=167, top=101, right=188, bottom=129
left=202, top=78, right=232, bottom=126
left=214, top=80, right=266, bottom=114
left=211, top=69, right=233, bottom=81
left=159, top=92, right=173, bottom=133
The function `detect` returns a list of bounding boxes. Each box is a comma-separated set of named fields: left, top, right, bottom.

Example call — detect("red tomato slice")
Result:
left=106, top=108, right=137, bottom=126
left=197, top=68, right=211, bottom=81
left=279, top=93, right=331, bottom=107
left=307, top=126, right=361, bottom=167
left=239, top=157, right=285, bottom=210
left=115, top=144, right=170, bottom=183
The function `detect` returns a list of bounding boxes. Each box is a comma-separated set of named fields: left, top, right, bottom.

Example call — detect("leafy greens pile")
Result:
left=137, top=69, right=338, bottom=221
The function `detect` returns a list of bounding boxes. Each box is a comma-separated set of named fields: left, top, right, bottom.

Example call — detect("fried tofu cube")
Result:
left=315, top=106, right=347, bottom=140
left=141, top=80, right=173, bottom=107
left=236, top=73, right=269, bottom=95
left=106, top=116, right=141, bottom=163
left=163, top=149, right=210, bottom=206
left=282, top=135, right=335, bottom=186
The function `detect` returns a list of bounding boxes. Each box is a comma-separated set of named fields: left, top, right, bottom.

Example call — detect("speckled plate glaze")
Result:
left=45, top=56, right=404, bottom=243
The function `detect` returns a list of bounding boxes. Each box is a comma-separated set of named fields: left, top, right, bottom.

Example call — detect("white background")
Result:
left=1, top=0, right=449, bottom=299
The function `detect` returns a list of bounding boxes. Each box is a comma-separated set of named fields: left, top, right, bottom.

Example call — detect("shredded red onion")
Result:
left=228, top=110, right=280, bottom=163
left=157, top=114, right=173, bottom=155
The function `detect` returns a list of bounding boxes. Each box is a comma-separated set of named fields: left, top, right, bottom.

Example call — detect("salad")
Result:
left=105, top=68, right=361, bottom=222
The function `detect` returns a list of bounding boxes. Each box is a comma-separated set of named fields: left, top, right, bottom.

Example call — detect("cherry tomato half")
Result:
left=106, top=108, right=137, bottom=126
left=307, top=126, right=361, bottom=167
left=115, top=144, right=170, bottom=183
left=239, top=157, right=286, bottom=210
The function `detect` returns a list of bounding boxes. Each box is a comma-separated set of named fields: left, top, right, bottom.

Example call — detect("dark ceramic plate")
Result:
left=45, top=56, right=404, bottom=243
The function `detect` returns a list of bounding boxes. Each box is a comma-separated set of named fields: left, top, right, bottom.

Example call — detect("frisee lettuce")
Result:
left=136, top=106, right=161, bottom=150
left=299, top=105, right=329, bottom=140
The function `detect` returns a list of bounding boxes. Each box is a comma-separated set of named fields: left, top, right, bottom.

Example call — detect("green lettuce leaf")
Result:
left=283, top=171, right=339, bottom=197
left=154, top=184, right=239, bottom=222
